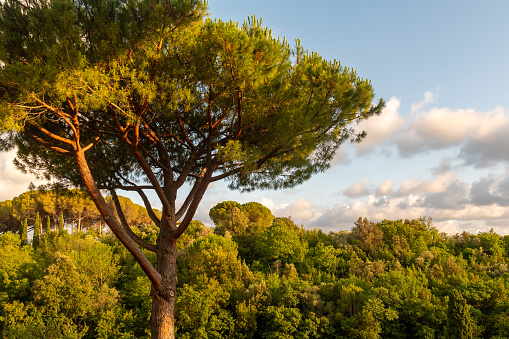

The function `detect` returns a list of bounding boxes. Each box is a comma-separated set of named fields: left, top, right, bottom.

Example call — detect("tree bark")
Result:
left=150, top=234, right=178, bottom=339
left=75, top=147, right=178, bottom=337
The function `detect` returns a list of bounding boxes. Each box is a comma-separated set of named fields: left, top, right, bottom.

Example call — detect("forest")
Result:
left=1, top=189, right=509, bottom=338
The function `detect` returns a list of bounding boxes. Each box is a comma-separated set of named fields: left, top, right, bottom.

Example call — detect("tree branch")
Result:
left=74, top=148, right=162, bottom=289
left=26, top=120, right=74, bottom=145
left=175, top=167, right=205, bottom=220
left=109, top=190, right=159, bottom=253
left=172, top=170, right=211, bottom=240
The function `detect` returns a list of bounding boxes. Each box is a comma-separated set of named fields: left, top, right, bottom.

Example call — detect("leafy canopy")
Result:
left=0, top=0, right=383, bottom=195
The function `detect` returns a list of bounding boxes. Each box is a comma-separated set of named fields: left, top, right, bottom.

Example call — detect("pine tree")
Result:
left=58, top=212, right=64, bottom=235
left=446, top=290, right=474, bottom=339
left=33, top=212, right=40, bottom=248
left=0, top=0, right=382, bottom=335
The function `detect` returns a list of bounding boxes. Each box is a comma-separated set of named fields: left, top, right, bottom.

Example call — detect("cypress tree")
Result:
left=20, top=219, right=28, bottom=246
left=446, top=290, right=474, bottom=339
left=33, top=212, right=40, bottom=248
left=46, top=215, right=51, bottom=234
left=58, top=212, right=64, bottom=235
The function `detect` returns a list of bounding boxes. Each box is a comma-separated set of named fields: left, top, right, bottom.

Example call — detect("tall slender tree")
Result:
left=20, top=218, right=28, bottom=246
left=33, top=212, right=40, bottom=248
left=58, top=212, right=64, bottom=235
left=446, top=290, right=475, bottom=339
left=45, top=215, right=51, bottom=234
left=0, top=0, right=383, bottom=336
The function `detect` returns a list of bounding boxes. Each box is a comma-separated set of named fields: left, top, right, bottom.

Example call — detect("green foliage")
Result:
left=0, top=0, right=382, bottom=194
left=45, top=215, right=51, bottom=234
left=32, top=212, right=40, bottom=249
left=1, top=232, right=136, bottom=338
left=0, top=189, right=159, bottom=235
left=6, top=197, right=509, bottom=338
left=0, top=201, right=17, bottom=234
left=20, top=219, right=28, bottom=245
left=351, top=217, right=384, bottom=256
left=446, top=290, right=475, bottom=339
left=0, top=232, right=37, bottom=308
left=178, top=234, right=247, bottom=291
left=0, top=0, right=383, bottom=334
left=58, top=212, right=64, bottom=234
left=176, top=275, right=234, bottom=338
left=4, top=300, right=86, bottom=339
left=253, top=217, right=307, bottom=271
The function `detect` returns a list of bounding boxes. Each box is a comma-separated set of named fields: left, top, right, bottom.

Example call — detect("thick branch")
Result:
left=27, top=120, right=74, bottom=145
left=172, top=167, right=212, bottom=240
left=27, top=130, right=72, bottom=154
left=110, top=190, right=159, bottom=253
left=81, top=136, right=101, bottom=152
left=74, top=149, right=162, bottom=289
left=175, top=168, right=205, bottom=220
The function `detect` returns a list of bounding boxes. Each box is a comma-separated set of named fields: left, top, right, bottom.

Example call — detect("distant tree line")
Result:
left=2, top=198, right=509, bottom=338
left=0, top=188, right=159, bottom=235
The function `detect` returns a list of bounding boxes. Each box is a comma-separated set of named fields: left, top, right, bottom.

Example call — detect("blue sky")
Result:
left=1, top=1, right=509, bottom=234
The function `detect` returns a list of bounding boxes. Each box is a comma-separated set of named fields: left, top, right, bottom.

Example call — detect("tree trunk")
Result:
left=74, top=149, right=176, bottom=337
left=150, top=237, right=178, bottom=339
left=150, top=285, right=175, bottom=339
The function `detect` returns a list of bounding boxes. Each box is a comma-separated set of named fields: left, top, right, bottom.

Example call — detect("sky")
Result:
left=1, top=0, right=509, bottom=234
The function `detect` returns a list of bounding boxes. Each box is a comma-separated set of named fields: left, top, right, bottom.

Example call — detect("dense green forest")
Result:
left=2, top=190, right=509, bottom=338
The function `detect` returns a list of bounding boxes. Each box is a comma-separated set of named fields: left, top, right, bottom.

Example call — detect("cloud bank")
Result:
left=293, top=91, right=509, bottom=234
left=348, top=92, right=509, bottom=170
left=0, top=151, right=41, bottom=201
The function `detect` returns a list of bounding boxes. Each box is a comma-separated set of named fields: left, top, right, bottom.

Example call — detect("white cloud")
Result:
left=397, top=106, right=509, bottom=164
left=376, top=180, right=394, bottom=196
left=395, top=172, right=455, bottom=196
left=431, top=157, right=453, bottom=175
left=310, top=168, right=509, bottom=235
left=458, top=113, right=509, bottom=167
left=310, top=192, right=502, bottom=234
left=344, top=179, right=374, bottom=197
left=260, top=197, right=276, bottom=211
left=411, top=90, right=437, bottom=112
left=0, top=151, right=42, bottom=201
left=344, top=90, right=509, bottom=170
left=469, top=170, right=509, bottom=206
left=354, top=97, right=405, bottom=154
left=262, top=197, right=316, bottom=222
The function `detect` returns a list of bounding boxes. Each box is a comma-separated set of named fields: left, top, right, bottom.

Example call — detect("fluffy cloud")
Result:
left=469, top=171, right=509, bottom=207
left=459, top=123, right=509, bottom=167
left=396, top=106, right=509, bottom=167
left=0, top=151, right=42, bottom=201
left=431, top=157, right=453, bottom=175
left=375, top=180, right=394, bottom=196
left=421, top=178, right=469, bottom=210
left=354, top=97, right=405, bottom=154
left=394, top=173, right=455, bottom=196
left=346, top=90, right=509, bottom=170
left=310, top=169, right=509, bottom=234
left=261, top=197, right=316, bottom=222
left=343, top=179, right=374, bottom=197
left=311, top=192, right=509, bottom=234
